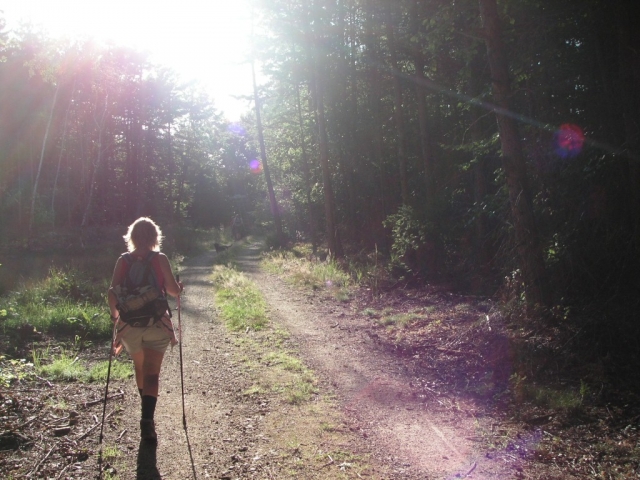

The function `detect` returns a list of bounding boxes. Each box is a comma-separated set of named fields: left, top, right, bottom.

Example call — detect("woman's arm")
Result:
left=107, top=257, right=124, bottom=321
left=158, top=253, right=183, bottom=297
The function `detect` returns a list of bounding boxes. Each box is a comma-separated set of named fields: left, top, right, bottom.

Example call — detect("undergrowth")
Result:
left=211, top=264, right=268, bottom=330
left=0, top=266, right=112, bottom=341
left=261, top=249, right=352, bottom=301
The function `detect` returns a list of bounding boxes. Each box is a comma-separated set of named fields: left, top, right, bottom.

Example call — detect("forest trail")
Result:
left=104, top=243, right=522, bottom=479
left=236, top=244, right=513, bottom=479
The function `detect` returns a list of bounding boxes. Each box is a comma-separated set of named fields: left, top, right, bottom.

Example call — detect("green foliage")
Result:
left=37, top=350, right=87, bottom=382
left=264, top=232, right=284, bottom=251
left=88, top=359, right=133, bottom=382
left=510, top=373, right=585, bottom=411
left=264, top=352, right=306, bottom=372
left=0, top=356, right=37, bottom=387
left=383, top=205, right=428, bottom=258
left=262, top=249, right=351, bottom=300
left=31, top=348, right=132, bottom=383
left=285, top=375, right=317, bottom=405
left=211, top=265, right=268, bottom=330
left=0, top=266, right=112, bottom=340
left=101, top=445, right=120, bottom=462
left=382, top=205, right=433, bottom=277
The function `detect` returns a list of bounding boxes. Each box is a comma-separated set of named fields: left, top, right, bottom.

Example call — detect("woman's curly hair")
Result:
left=124, top=217, right=163, bottom=252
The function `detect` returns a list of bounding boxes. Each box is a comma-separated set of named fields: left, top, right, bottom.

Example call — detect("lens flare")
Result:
left=228, top=123, right=246, bottom=136
left=555, top=123, right=584, bottom=158
left=249, top=159, right=263, bottom=174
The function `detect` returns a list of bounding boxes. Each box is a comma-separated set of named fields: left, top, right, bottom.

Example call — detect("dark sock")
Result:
left=138, top=388, right=143, bottom=398
left=141, top=395, right=157, bottom=420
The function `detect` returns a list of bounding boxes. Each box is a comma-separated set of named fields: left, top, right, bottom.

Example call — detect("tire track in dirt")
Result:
left=104, top=250, right=275, bottom=479
left=237, top=244, right=515, bottom=480
left=104, top=244, right=514, bottom=479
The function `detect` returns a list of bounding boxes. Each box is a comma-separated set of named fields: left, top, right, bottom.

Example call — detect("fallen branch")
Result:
left=55, top=462, right=71, bottom=480
left=76, top=409, right=115, bottom=442
left=318, top=454, right=335, bottom=470
left=18, top=415, right=39, bottom=429
left=436, top=347, right=481, bottom=357
left=83, top=391, right=124, bottom=408
left=27, top=443, right=56, bottom=477
left=462, top=461, right=477, bottom=478
left=34, top=375, right=53, bottom=388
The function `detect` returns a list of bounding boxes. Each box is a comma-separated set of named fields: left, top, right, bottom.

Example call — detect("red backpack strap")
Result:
left=148, top=252, right=165, bottom=293
left=118, top=253, right=132, bottom=278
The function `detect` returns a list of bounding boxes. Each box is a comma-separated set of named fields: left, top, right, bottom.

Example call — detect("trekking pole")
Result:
left=98, top=320, right=117, bottom=474
left=177, top=275, right=187, bottom=430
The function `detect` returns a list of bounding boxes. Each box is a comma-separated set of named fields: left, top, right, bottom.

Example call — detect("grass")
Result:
left=0, top=356, right=37, bottom=387
left=0, top=226, right=224, bottom=344
left=264, top=352, right=306, bottom=372
left=521, top=383, right=584, bottom=410
left=45, top=396, right=70, bottom=411
left=88, top=359, right=133, bottom=382
left=209, top=246, right=374, bottom=477
left=262, top=250, right=352, bottom=301
left=38, top=351, right=87, bottom=381
left=236, top=327, right=366, bottom=475
left=0, top=266, right=112, bottom=341
left=101, top=445, right=120, bottom=462
left=32, top=347, right=133, bottom=383
left=378, top=312, right=422, bottom=327
left=211, top=264, right=268, bottom=330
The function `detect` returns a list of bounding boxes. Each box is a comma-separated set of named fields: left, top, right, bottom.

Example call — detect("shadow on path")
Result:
left=233, top=243, right=262, bottom=274
left=136, top=441, right=161, bottom=480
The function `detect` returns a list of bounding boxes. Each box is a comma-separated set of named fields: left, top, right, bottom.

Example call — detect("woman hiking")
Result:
left=107, top=217, right=183, bottom=442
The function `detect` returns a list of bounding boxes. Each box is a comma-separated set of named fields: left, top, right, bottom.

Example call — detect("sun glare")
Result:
left=2, top=0, right=255, bottom=120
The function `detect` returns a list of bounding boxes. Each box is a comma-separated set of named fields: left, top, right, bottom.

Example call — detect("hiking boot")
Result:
left=140, top=419, right=157, bottom=442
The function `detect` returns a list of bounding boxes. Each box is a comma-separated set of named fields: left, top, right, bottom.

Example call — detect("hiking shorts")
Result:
left=120, top=321, right=171, bottom=355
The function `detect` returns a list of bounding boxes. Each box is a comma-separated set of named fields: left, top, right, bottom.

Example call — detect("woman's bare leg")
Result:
left=141, top=348, right=165, bottom=397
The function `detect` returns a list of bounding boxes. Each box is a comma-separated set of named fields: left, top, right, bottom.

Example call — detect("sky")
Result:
left=1, top=0, right=257, bottom=121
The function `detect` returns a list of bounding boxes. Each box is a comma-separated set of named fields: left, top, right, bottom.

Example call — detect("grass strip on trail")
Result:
left=211, top=264, right=268, bottom=331
left=211, top=262, right=377, bottom=478
left=262, top=250, right=352, bottom=302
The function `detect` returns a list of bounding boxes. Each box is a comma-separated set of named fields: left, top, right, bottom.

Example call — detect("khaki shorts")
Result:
left=120, top=321, right=171, bottom=355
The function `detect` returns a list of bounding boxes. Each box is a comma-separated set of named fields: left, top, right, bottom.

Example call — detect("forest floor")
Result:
left=1, top=240, right=640, bottom=479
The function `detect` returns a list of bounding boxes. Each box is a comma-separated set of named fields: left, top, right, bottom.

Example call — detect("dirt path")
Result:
left=105, top=248, right=269, bottom=479
left=237, top=245, right=517, bottom=480
left=103, top=243, right=517, bottom=479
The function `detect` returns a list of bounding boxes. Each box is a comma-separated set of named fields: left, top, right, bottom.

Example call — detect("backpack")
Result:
left=113, top=252, right=170, bottom=327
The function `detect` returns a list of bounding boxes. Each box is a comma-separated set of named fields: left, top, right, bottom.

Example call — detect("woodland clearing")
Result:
left=1, top=241, right=639, bottom=479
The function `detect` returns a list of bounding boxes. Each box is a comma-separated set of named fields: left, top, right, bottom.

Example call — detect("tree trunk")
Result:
left=411, top=0, right=438, bottom=273
left=81, top=94, right=109, bottom=228
left=615, top=2, right=640, bottom=250
left=385, top=14, right=409, bottom=206
left=252, top=57, right=284, bottom=245
left=479, top=0, right=548, bottom=307
left=409, top=0, right=435, bottom=211
left=313, top=52, right=343, bottom=258
left=29, top=82, right=60, bottom=234
left=51, top=79, right=76, bottom=228
left=295, top=81, right=319, bottom=252
left=469, top=54, right=492, bottom=280
left=364, top=0, right=389, bottom=249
